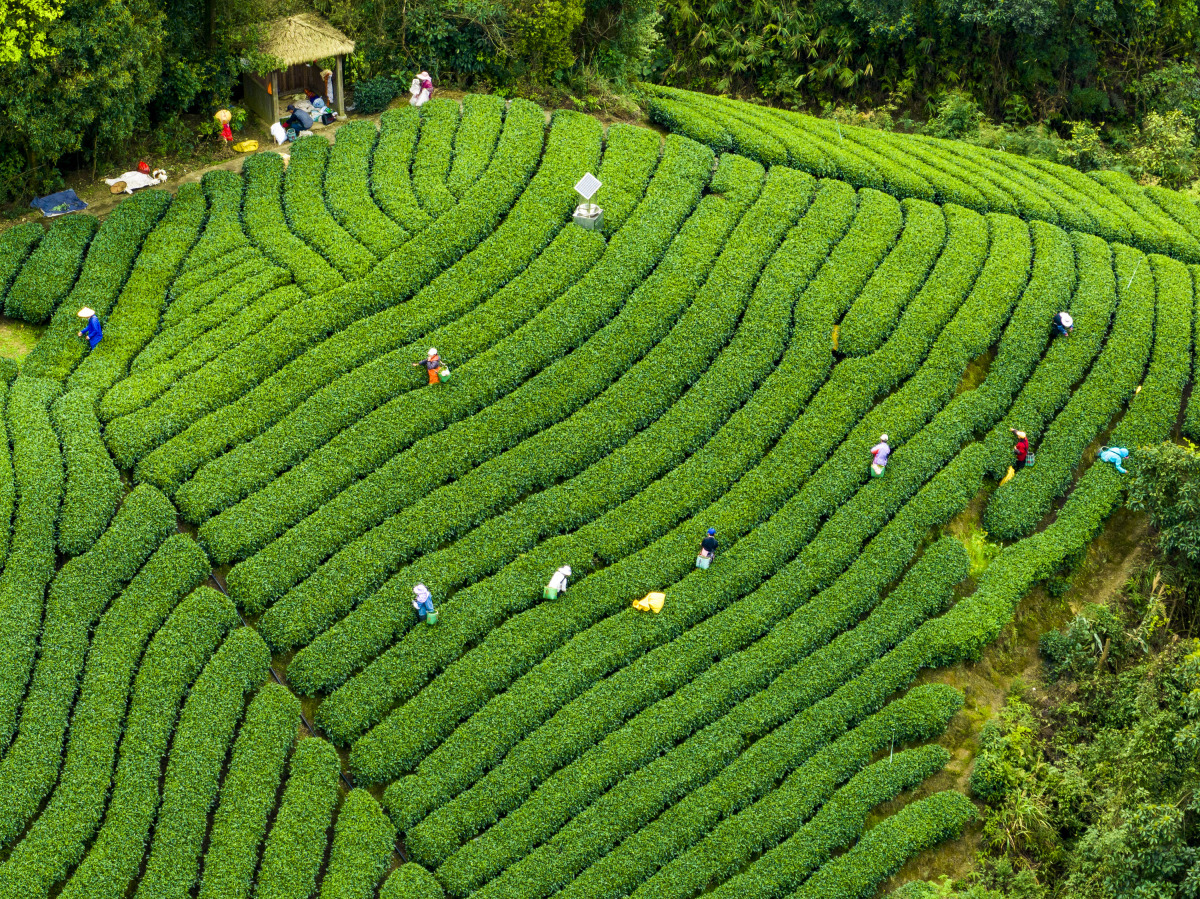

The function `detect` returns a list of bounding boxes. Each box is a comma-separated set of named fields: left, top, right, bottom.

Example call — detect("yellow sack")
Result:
left=633, top=592, right=666, bottom=613
left=1000, top=465, right=1015, bottom=486
left=831, top=323, right=839, bottom=351
left=232, top=140, right=259, bottom=153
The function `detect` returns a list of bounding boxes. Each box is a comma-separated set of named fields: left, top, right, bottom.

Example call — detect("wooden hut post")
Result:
left=271, top=70, right=280, bottom=123
left=335, top=55, right=346, bottom=116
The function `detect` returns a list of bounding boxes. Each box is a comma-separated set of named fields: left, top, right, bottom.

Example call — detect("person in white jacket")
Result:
left=410, top=71, right=433, bottom=107
left=545, top=565, right=572, bottom=599
left=412, top=583, right=436, bottom=621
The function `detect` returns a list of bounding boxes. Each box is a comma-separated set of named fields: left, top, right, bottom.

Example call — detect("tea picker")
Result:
left=1099, top=446, right=1130, bottom=474
left=77, top=307, right=102, bottom=349
left=1053, top=311, right=1074, bottom=338
left=413, top=583, right=437, bottom=624
left=544, top=565, right=572, bottom=599
left=696, top=528, right=717, bottom=569
left=869, top=434, right=890, bottom=478
left=413, top=347, right=449, bottom=385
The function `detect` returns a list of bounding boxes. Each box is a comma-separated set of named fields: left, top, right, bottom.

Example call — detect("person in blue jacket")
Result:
left=77, top=307, right=102, bottom=348
left=412, top=583, right=436, bottom=622
left=1099, top=446, right=1130, bottom=474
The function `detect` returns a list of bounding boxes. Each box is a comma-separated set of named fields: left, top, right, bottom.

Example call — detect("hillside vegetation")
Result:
left=0, top=92, right=1193, bottom=898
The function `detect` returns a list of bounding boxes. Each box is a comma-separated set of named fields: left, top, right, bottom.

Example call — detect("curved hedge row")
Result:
left=397, top=536, right=967, bottom=863
left=325, top=121, right=408, bottom=257
left=284, top=136, right=376, bottom=277
left=198, top=682, right=300, bottom=899
left=285, top=170, right=844, bottom=698
left=787, top=790, right=976, bottom=899
left=69, top=182, right=207, bottom=393
left=5, top=214, right=98, bottom=323
left=569, top=712, right=954, bottom=899
left=51, top=388, right=122, bottom=555
left=0, top=483, right=174, bottom=849
left=319, top=789, right=396, bottom=899
left=411, top=99, right=461, bottom=218
left=642, top=84, right=1200, bottom=266
left=0, top=535, right=211, bottom=899
left=373, top=107, right=429, bottom=232
left=253, top=737, right=342, bottom=899
left=310, top=198, right=985, bottom=745
left=837, top=200, right=946, bottom=356
left=241, top=151, right=343, bottom=293
left=114, top=98, right=549, bottom=476
left=182, top=170, right=252, bottom=274
left=59, top=587, right=239, bottom=899
left=447, top=93, right=506, bottom=199
left=0, top=376, right=63, bottom=753
left=136, top=627, right=271, bottom=899
left=0, top=222, right=43, bottom=306
left=173, top=108, right=608, bottom=522
left=980, top=232, right=1112, bottom=478
left=985, top=245, right=1158, bottom=538
left=23, top=190, right=171, bottom=382
left=0, top=364, right=16, bottom=568
left=684, top=745, right=952, bottom=899
left=253, top=160, right=805, bottom=641
left=209, top=135, right=715, bottom=590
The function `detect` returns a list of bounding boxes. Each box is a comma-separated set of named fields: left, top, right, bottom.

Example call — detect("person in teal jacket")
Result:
left=77, top=307, right=102, bottom=348
left=1099, top=446, right=1129, bottom=474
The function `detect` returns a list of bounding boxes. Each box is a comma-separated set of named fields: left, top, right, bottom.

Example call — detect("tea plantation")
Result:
left=0, top=89, right=1194, bottom=898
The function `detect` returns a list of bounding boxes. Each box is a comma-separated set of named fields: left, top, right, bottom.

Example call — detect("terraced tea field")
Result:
left=0, top=89, right=1194, bottom=898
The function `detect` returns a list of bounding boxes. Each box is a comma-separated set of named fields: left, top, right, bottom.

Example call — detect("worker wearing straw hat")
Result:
left=214, top=109, right=233, bottom=143
left=410, top=71, right=433, bottom=107
left=77, top=308, right=102, bottom=348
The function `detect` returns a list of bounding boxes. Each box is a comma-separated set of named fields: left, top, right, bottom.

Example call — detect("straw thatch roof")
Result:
left=261, top=13, right=355, bottom=68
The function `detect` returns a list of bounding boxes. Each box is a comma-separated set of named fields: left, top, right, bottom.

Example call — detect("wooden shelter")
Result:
left=242, top=13, right=354, bottom=123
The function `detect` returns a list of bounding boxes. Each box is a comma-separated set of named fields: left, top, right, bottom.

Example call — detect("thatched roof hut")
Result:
left=243, top=13, right=354, bottom=123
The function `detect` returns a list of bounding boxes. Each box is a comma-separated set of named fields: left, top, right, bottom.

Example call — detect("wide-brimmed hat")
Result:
left=879, top=433, right=889, bottom=442
left=427, top=347, right=438, bottom=357
left=320, top=68, right=333, bottom=79
left=214, top=109, right=232, bottom=124
left=77, top=307, right=95, bottom=319
left=707, top=528, right=716, bottom=535
left=419, top=71, right=431, bottom=80
left=1015, top=430, right=1027, bottom=439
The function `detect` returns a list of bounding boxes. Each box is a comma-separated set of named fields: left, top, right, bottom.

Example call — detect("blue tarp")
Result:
left=30, top=189, right=87, bottom=217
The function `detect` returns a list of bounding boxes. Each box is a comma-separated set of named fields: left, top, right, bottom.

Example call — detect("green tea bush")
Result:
left=173, top=109, right=607, bottom=523
left=447, top=94, right=506, bottom=198
left=135, top=627, right=270, bottom=899
left=0, top=536, right=211, bottom=897
left=60, top=588, right=238, bottom=899
left=319, top=790, right=396, bottom=899
left=0, top=376, right=62, bottom=753
left=325, top=121, right=408, bottom=257
left=198, top=683, right=299, bottom=899
left=412, top=99, right=461, bottom=218
left=254, top=738, right=341, bottom=899
left=23, top=190, right=170, bottom=382
left=0, top=484, right=175, bottom=848
left=5, top=214, right=98, bottom=323
left=110, top=99, right=548, bottom=473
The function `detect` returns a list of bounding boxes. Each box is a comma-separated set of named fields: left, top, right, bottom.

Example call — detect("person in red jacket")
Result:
left=1010, top=428, right=1030, bottom=469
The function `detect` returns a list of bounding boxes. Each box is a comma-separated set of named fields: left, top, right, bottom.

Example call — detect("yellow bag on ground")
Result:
left=232, top=140, right=259, bottom=153
left=633, top=592, right=666, bottom=613
left=1000, top=465, right=1016, bottom=486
